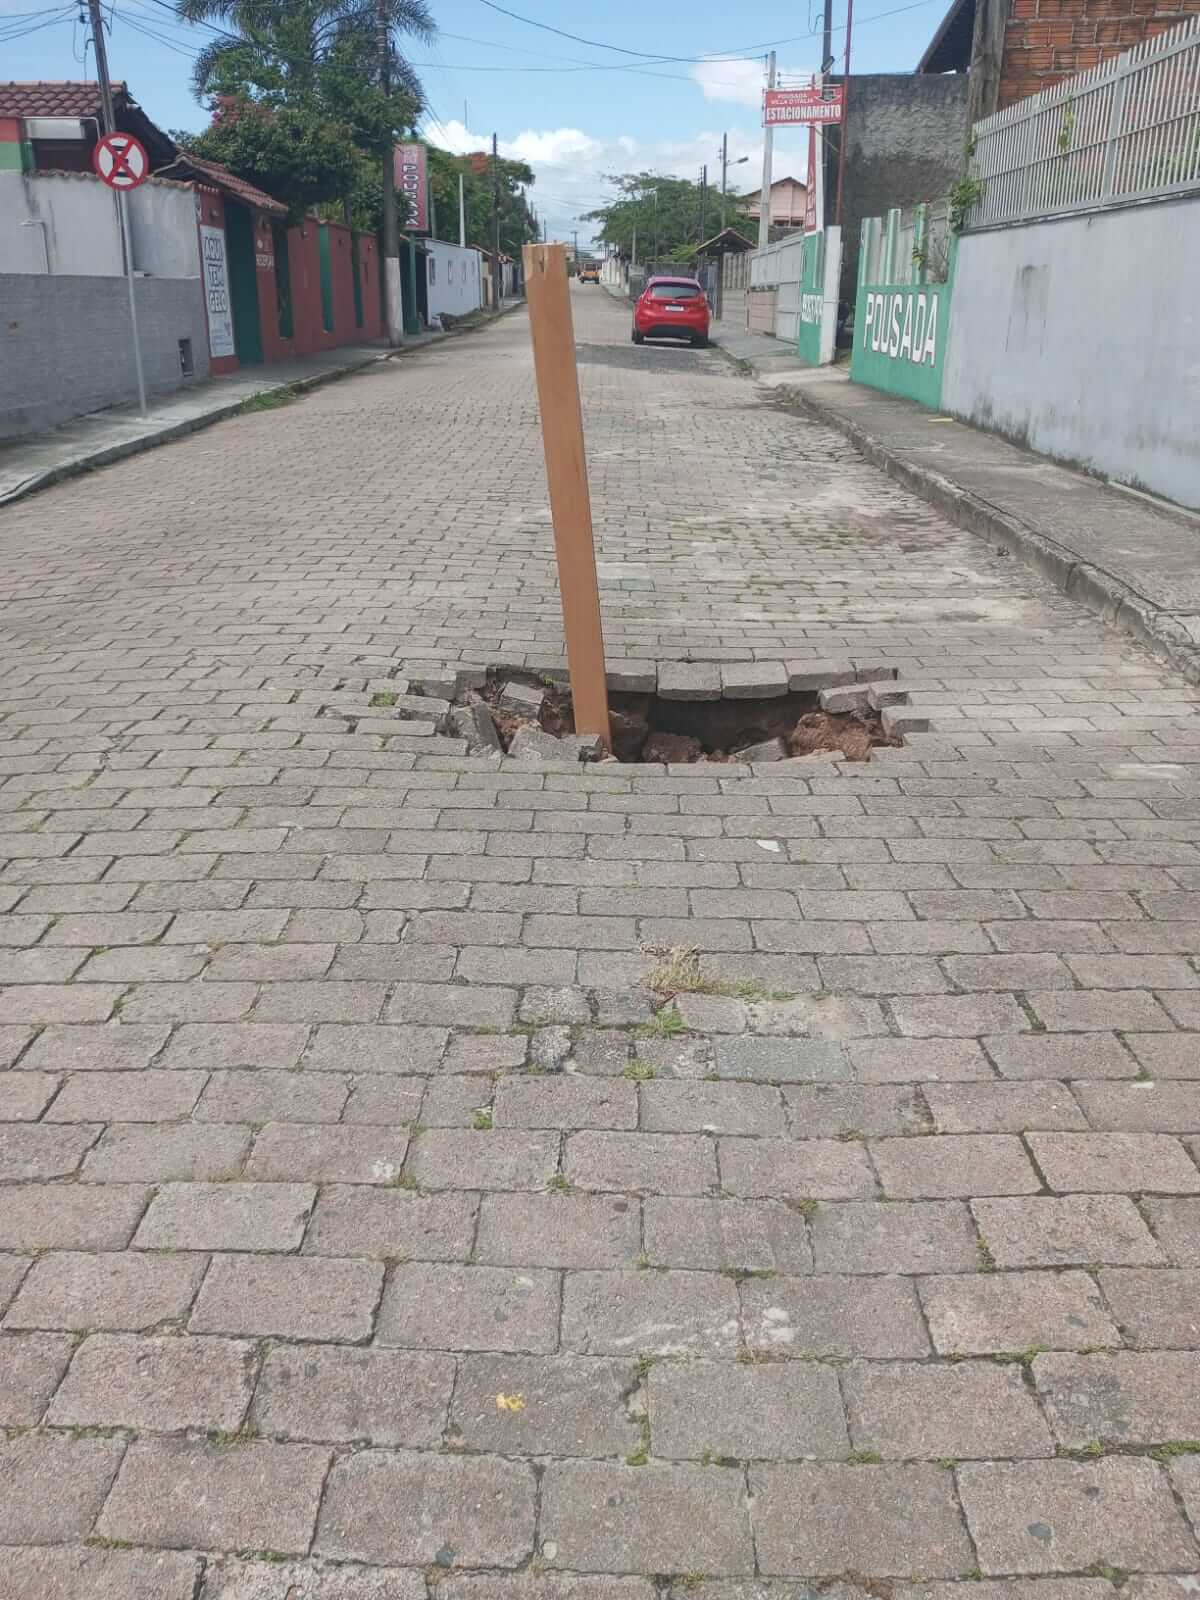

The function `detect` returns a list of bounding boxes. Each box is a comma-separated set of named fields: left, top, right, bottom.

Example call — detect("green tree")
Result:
left=582, top=170, right=756, bottom=262
left=174, top=0, right=433, bottom=222
left=425, top=144, right=539, bottom=255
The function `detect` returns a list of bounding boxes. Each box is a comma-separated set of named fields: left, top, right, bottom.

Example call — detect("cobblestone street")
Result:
left=3, top=282, right=1200, bottom=1598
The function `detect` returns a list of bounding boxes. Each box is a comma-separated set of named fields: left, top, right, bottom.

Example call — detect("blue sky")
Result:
left=3, top=0, right=951, bottom=242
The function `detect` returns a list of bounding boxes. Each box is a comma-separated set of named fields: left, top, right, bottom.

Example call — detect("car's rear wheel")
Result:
left=692, top=334, right=709, bottom=347
left=632, top=329, right=644, bottom=344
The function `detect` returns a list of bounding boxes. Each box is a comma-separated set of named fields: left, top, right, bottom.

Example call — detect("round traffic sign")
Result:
left=92, top=131, right=150, bottom=191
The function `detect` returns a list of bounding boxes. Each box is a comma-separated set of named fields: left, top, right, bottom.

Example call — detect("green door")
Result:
left=224, top=203, right=263, bottom=365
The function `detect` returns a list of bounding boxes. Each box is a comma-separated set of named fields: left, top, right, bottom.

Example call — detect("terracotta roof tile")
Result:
left=0, top=81, right=126, bottom=117
left=180, top=152, right=287, bottom=215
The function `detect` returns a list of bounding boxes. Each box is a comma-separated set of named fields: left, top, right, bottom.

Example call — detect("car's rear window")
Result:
left=649, top=282, right=703, bottom=300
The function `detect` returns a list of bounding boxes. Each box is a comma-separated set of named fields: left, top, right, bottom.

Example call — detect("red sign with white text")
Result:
left=394, top=142, right=429, bottom=232
left=764, top=85, right=845, bottom=126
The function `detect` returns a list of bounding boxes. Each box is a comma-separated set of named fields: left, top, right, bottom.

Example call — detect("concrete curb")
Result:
left=710, top=334, right=1200, bottom=687
left=0, top=300, right=525, bottom=510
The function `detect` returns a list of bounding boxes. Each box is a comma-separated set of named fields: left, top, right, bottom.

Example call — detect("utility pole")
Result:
left=491, top=131, right=501, bottom=309
left=86, top=0, right=146, bottom=417
left=458, top=172, right=466, bottom=246
left=720, top=132, right=728, bottom=228
left=757, top=51, right=776, bottom=249
left=699, top=164, right=707, bottom=245
left=378, top=0, right=403, bottom=345
left=835, top=0, right=855, bottom=226
left=572, top=228, right=578, bottom=262
left=652, top=183, right=659, bottom=263
left=631, top=223, right=637, bottom=268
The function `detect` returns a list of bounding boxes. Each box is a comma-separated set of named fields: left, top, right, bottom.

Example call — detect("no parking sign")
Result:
left=92, top=131, right=149, bottom=191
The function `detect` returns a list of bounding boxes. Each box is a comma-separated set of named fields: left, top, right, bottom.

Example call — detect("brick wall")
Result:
left=999, top=0, right=1200, bottom=107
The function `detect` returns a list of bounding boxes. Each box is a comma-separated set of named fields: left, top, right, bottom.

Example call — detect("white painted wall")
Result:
left=943, top=196, right=1200, bottom=512
left=0, top=171, right=201, bottom=279
left=425, top=239, right=482, bottom=320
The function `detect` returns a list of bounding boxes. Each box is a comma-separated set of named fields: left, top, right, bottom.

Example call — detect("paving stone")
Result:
left=642, top=1196, right=811, bottom=1272
left=641, top=1080, right=783, bottom=1135
left=475, top=1193, right=640, bottom=1268
left=562, top=1270, right=740, bottom=1356
left=388, top=982, right=516, bottom=1029
left=343, top=1075, right=432, bottom=1125
left=315, top=1448, right=536, bottom=1567
left=566, top=1130, right=718, bottom=1194
left=1029, top=990, right=1176, bottom=1032
left=47, top=1332, right=253, bottom=1431
left=871, top=1133, right=1040, bottom=1197
left=198, top=1067, right=350, bottom=1123
left=450, top=1352, right=639, bottom=1456
left=0, top=1071, right=60, bottom=1120
left=752, top=1462, right=972, bottom=1577
left=134, top=1181, right=315, bottom=1251
left=924, top=1081, right=1087, bottom=1132
left=1126, top=1033, right=1200, bottom=1079
left=5, top=1249, right=207, bottom=1332
left=713, top=1036, right=857, bottom=1088
left=972, top=1195, right=1164, bottom=1266
left=848, top=1037, right=995, bottom=1081
left=0, top=1330, right=73, bottom=1424
left=46, top=1068, right=206, bottom=1123
left=0, top=1545, right=200, bottom=1600
left=0, top=1253, right=29, bottom=1314
left=160, top=1022, right=310, bottom=1071
left=719, top=1135, right=876, bottom=1201
left=191, top=1254, right=383, bottom=1341
left=843, top=1357, right=1053, bottom=1458
left=986, top=1032, right=1138, bottom=1079
left=1172, top=1453, right=1200, bottom=1539
left=810, top=1199, right=979, bottom=1273
left=958, top=1457, right=1196, bottom=1574
left=650, top=1359, right=848, bottom=1461
left=1029, top=1131, right=1200, bottom=1193
left=376, top=1262, right=559, bottom=1353
left=658, top=664, right=722, bottom=701
left=82, top=1121, right=250, bottom=1181
left=1040, top=1349, right=1200, bottom=1447
left=540, top=1460, right=753, bottom=1574
left=740, top=1273, right=930, bottom=1357
left=783, top=1083, right=930, bottom=1137
left=251, top=1344, right=454, bottom=1446
left=97, top=1438, right=329, bottom=1554
left=891, top=994, right=1029, bottom=1036
left=919, top=1270, right=1119, bottom=1354
left=200, top=1557, right=423, bottom=1600
left=0, top=1122, right=98, bottom=1180
left=1099, top=1266, right=1200, bottom=1345
left=0, top=1432, right=125, bottom=1542
left=0, top=1182, right=149, bottom=1250
left=673, top=993, right=748, bottom=1033
left=246, top=1121, right=408, bottom=1184
left=409, top=1128, right=559, bottom=1190
left=303, top=1187, right=477, bottom=1261
left=1074, top=1080, right=1200, bottom=1132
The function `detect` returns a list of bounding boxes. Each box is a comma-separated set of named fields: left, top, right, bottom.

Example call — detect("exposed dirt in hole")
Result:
left=475, top=676, right=900, bottom=764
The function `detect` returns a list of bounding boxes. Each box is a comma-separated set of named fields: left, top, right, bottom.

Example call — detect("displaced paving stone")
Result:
left=0, top=1432, right=125, bottom=1543
left=450, top=1352, right=639, bottom=1456
left=134, top=1182, right=315, bottom=1252
left=752, top=1462, right=972, bottom=1577
left=191, top=1254, right=383, bottom=1341
left=452, top=702, right=503, bottom=754
left=562, top=1270, right=740, bottom=1356
left=740, top=1273, right=930, bottom=1357
left=251, top=1345, right=454, bottom=1446
left=657, top=664, right=722, bottom=701
left=818, top=685, right=870, bottom=713
left=0, top=1545, right=200, bottom=1600
left=642, top=1196, right=812, bottom=1273
left=4, top=1249, right=208, bottom=1332
left=0, top=1331, right=74, bottom=1425
left=715, top=1036, right=850, bottom=1082
left=843, top=1358, right=1053, bottom=1458
left=303, top=1187, right=477, bottom=1261
left=871, top=1134, right=1040, bottom=1197
left=97, top=1438, right=329, bottom=1554
left=498, top=680, right=546, bottom=719
left=650, top=1359, right=848, bottom=1461
left=958, top=1457, right=1195, bottom=1574
left=720, top=1136, right=876, bottom=1200
left=1028, top=1132, right=1200, bottom=1193
left=973, top=1195, right=1164, bottom=1267
left=47, top=1333, right=253, bottom=1431
left=722, top=663, right=788, bottom=699
left=475, top=1193, right=640, bottom=1268
left=316, top=1448, right=536, bottom=1567
left=811, top=1199, right=979, bottom=1273
left=376, top=1262, right=559, bottom=1353
left=1033, top=1350, right=1200, bottom=1447
left=919, top=1270, right=1119, bottom=1354
left=1099, top=1266, right=1200, bottom=1345
left=540, top=1461, right=753, bottom=1575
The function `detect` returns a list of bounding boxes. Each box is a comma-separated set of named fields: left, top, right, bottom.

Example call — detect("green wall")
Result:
left=850, top=211, right=956, bottom=409
left=797, top=231, right=826, bottom=367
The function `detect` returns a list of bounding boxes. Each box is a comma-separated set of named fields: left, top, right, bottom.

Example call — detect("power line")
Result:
left=471, top=0, right=838, bottom=64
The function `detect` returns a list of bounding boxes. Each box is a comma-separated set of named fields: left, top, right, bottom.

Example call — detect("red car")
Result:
left=632, top=276, right=710, bottom=347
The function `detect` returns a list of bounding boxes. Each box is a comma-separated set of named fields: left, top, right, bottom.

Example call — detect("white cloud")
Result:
left=690, top=56, right=815, bottom=107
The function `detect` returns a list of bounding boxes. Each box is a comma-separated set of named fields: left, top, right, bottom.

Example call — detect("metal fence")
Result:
left=968, top=14, right=1200, bottom=227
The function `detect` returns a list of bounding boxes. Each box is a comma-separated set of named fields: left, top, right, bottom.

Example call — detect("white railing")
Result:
left=968, top=15, right=1200, bottom=227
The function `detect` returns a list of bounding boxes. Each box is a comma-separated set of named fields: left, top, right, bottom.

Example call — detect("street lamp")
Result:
left=720, top=134, right=750, bottom=228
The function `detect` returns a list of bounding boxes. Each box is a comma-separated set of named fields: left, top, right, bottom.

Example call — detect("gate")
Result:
left=797, top=227, right=842, bottom=366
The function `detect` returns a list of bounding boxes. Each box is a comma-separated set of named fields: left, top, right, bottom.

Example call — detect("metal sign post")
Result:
left=93, top=131, right=150, bottom=419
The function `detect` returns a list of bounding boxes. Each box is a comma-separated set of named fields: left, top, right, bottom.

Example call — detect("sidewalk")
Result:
left=0, top=301, right=524, bottom=508
left=709, top=318, right=1200, bottom=683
